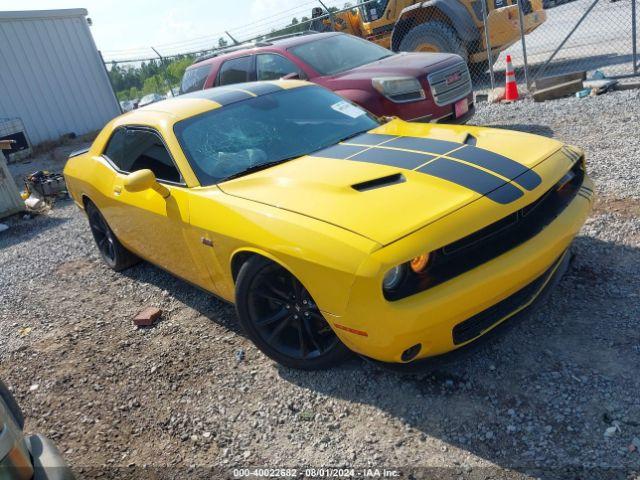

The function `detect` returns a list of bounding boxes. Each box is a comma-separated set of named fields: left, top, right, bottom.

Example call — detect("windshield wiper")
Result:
left=219, top=157, right=298, bottom=182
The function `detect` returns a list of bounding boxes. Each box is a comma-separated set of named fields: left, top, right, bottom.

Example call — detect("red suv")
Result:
left=180, top=32, right=474, bottom=123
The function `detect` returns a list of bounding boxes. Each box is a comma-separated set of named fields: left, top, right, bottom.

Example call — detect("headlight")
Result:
left=410, top=253, right=430, bottom=273
left=383, top=265, right=406, bottom=291
left=372, top=77, right=425, bottom=103
left=383, top=252, right=431, bottom=293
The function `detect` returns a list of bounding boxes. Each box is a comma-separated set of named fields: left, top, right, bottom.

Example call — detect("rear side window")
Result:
left=180, top=64, right=211, bottom=94
left=217, top=56, right=253, bottom=86
left=104, top=128, right=182, bottom=184
left=256, top=54, right=301, bottom=80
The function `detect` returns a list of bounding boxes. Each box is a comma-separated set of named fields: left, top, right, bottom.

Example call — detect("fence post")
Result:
left=480, top=0, right=496, bottom=91
left=151, top=47, right=172, bottom=97
left=517, top=0, right=531, bottom=91
left=633, top=0, right=638, bottom=74
left=318, top=0, right=336, bottom=30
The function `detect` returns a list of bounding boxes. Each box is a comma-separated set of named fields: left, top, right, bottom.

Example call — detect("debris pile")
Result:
left=22, top=170, right=67, bottom=214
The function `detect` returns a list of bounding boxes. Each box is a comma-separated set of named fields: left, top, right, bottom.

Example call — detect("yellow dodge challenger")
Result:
left=64, top=80, right=593, bottom=370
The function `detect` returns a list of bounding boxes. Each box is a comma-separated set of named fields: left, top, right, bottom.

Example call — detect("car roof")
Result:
left=187, top=32, right=342, bottom=69
left=118, top=80, right=312, bottom=126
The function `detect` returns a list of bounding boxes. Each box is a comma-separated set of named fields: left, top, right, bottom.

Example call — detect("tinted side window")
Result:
left=217, top=56, right=253, bottom=86
left=180, top=64, right=211, bottom=94
left=256, top=54, right=301, bottom=81
left=104, top=129, right=181, bottom=184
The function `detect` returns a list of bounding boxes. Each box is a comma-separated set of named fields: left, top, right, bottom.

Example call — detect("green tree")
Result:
left=166, top=57, right=193, bottom=85
left=218, top=37, right=229, bottom=48
left=142, top=75, right=163, bottom=95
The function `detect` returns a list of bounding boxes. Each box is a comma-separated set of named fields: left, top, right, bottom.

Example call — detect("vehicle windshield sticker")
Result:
left=331, top=101, right=366, bottom=119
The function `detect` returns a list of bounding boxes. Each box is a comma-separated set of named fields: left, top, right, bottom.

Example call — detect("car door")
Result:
left=101, top=127, right=212, bottom=289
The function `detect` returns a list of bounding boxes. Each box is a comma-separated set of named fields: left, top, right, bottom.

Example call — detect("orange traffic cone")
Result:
left=504, top=55, right=520, bottom=102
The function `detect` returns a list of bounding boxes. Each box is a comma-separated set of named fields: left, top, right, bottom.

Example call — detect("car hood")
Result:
left=218, top=120, right=564, bottom=245
left=325, top=52, right=460, bottom=81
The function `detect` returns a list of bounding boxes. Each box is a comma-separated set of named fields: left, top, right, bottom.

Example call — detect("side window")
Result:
left=103, top=128, right=127, bottom=170
left=180, top=64, right=211, bottom=94
left=217, top=56, right=253, bottom=86
left=104, top=128, right=182, bottom=184
left=256, top=54, right=302, bottom=81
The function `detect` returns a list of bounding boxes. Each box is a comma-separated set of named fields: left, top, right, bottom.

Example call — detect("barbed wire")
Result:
left=102, top=0, right=351, bottom=63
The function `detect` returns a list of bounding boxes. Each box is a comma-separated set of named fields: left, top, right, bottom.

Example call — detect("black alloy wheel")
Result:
left=85, top=201, right=139, bottom=271
left=235, top=257, right=350, bottom=369
left=88, top=206, right=116, bottom=264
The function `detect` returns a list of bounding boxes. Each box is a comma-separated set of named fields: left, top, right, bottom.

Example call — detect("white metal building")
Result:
left=0, top=9, right=120, bottom=146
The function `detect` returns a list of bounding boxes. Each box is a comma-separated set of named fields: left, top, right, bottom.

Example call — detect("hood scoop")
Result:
left=463, top=133, right=477, bottom=146
left=352, top=173, right=406, bottom=192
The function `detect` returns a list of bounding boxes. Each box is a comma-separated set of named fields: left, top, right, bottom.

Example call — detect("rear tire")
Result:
left=398, top=22, right=468, bottom=62
left=235, top=256, right=351, bottom=370
left=85, top=201, right=139, bottom=271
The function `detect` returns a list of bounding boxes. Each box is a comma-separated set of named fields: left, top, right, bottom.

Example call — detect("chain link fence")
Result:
left=490, top=0, right=639, bottom=91
left=104, top=0, right=639, bottom=108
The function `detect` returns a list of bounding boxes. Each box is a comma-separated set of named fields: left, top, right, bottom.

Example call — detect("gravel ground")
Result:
left=1, top=89, right=639, bottom=480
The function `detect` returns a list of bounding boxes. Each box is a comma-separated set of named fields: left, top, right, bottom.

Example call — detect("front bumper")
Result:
left=328, top=174, right=594, bottom=363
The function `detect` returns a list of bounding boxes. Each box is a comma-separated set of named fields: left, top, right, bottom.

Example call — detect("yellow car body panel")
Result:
left=64, top=80, right=593, bottom=364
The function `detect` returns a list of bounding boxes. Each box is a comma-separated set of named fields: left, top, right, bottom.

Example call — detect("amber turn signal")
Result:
left=410, top=253, right=430, bottom=273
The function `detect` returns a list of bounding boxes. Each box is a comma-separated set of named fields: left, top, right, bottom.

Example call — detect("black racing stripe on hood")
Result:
left=418, top=158, right=524, bottom=204
left=346, top=133, right=398, bottom=146
left=350, top=147, right=434, bottom=170
left=381, top=136, right=462, bottom=155
left=310, top=139, right=526, bottom=204
left=450, top=146, right=542, bottom=190
left=350, top=134, right=542, bottom=191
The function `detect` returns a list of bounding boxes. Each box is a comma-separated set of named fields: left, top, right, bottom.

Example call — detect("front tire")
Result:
left=86, top=201, right=139, bottom=271
left=398, top=22, right=468, bottom=62
left=235, top=256, right=351, bottom=370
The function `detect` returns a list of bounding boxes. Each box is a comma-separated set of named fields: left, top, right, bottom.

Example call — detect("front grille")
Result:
left=427, top=61, right=472, bottom=106
left=385, top=157, right=584, bottom=301
left=451, top=252, right=563, bottom=345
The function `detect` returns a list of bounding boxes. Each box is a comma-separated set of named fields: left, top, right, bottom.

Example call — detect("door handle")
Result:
left=113, top=185, right=122, bottom=196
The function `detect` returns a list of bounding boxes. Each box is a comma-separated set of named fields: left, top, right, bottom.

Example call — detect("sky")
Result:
left=2, top=0, right=330, bottom=61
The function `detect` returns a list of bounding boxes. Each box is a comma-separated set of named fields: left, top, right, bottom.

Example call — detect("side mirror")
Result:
left=124, top=169, right=170, bottom=198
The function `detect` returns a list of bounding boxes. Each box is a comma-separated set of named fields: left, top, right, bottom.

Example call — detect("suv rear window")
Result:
left=180, top=64, right=211, bottom=94
left=218, top=56, right=253, bottom=86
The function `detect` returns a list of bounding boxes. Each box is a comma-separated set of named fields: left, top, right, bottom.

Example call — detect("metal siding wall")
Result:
left=0, top=11, right=120, bottom=145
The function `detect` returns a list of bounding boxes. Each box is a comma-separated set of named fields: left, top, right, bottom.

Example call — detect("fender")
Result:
left=391, top=0, right=480, bottom=51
